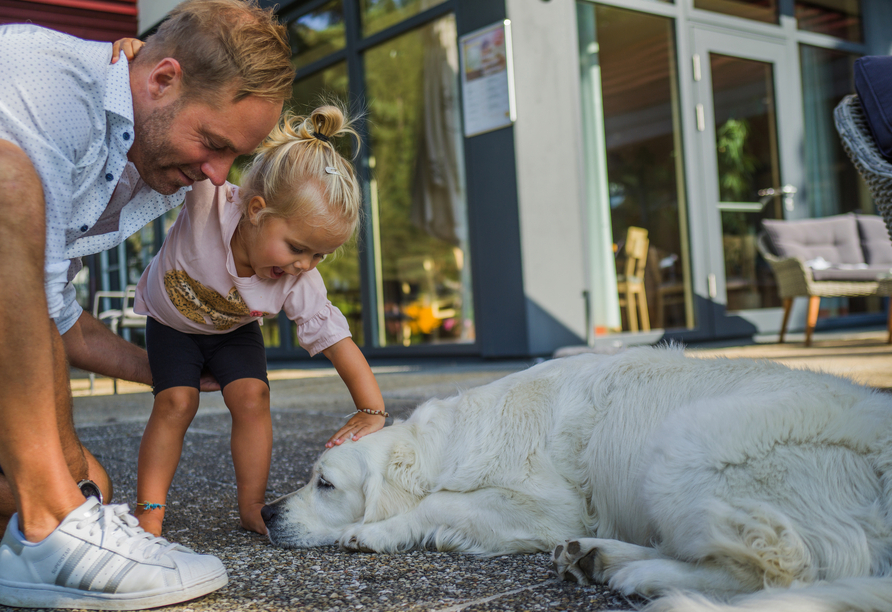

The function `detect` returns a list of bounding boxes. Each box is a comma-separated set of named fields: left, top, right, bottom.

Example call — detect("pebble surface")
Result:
left=4, top=363, right=641, bottom=612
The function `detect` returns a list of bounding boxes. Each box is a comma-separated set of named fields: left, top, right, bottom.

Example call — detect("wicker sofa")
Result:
left=834, top=54, right=892, bottom=242
left=758, top=213, right=892, bottom=346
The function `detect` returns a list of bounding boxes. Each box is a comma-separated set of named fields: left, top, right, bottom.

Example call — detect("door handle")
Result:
left=757, top=184, right=797, bottom=211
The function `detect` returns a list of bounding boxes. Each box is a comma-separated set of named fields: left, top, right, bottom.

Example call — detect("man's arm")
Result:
left=61, top=311, right=152, bottom=385
left=62, top=311, right=222, bottom=391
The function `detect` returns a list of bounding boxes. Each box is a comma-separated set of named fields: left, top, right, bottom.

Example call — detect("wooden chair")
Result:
left=617, top=226, right=650, bottom=332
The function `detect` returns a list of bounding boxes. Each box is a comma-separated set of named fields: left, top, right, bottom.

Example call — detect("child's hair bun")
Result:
left=309, top=105, right=348, bottom=143
left=238, top=101, right=363, bottom=238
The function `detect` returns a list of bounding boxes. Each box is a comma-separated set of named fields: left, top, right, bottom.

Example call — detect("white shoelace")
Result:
left=76, top=503, right=180, bottom=560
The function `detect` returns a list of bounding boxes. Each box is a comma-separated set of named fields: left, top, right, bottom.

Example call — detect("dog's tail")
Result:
left=639, top=576, right=892, bottom=612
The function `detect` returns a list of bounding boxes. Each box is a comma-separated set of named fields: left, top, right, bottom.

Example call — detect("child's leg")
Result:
left=135, top=386, right=200, bottom=536
left=221, top=378, right=271, bottom=535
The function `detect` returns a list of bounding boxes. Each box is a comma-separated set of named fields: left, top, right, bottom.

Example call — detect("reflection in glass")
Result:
left=800, top=44, right=879, bottom=319
left=694, top=0, right=778, bottom=24
left=125, top=225, right=154, bottom=287
left=579, top=4, right=694, bottom=333
left=712, top=55, right=778, bottom=204
left=360, top=0, right=446, bottom=38
left=796, top=0, right=862, bottom=42
left=710, top=54, right=781, bottom=311
left=365, top=14, right=474, bottom=347
left=289, top=1, right=346, bottom=71
left=800, top=45, right=865, bottom=217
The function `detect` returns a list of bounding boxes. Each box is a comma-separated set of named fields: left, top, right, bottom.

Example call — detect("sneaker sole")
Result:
left=0, top=568, right=228, bottom=610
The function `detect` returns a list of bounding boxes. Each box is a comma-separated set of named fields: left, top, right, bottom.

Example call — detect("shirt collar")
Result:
left=104, top=55, right=133, bottom=123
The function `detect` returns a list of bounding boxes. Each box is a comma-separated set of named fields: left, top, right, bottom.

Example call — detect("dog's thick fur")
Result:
left=264, top=347, right=892, bottom=611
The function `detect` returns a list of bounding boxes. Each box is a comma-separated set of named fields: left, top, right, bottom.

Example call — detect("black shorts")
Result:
left=146, top=317, right=269, bottom=395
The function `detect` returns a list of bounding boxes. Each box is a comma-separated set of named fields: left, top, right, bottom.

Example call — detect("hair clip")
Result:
left=325, top=166, right=340, bottom=175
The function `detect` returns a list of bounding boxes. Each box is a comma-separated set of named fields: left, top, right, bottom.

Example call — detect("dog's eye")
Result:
left=317, top=476, right=335, bottom=490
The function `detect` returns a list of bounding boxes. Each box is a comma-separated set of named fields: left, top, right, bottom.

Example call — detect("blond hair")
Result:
left=138, top=0, right=293, bottom=103
left=239, top=105, right=363, bottom=238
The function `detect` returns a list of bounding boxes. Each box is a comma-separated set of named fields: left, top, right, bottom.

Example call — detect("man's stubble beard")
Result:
left=132, top=99, right=193, bottom=195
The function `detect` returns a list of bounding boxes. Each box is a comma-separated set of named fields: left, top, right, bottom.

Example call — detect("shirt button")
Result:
left=80, top=225, right=89, bottom=232
left=123, top=132, right=130, bottom=141
left=105, top=173, right=113, bottom=181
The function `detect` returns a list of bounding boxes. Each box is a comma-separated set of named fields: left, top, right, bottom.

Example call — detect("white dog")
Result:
left=263, top=347, right=892, bottom=611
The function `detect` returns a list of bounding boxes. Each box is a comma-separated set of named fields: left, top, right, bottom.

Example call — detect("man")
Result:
left=0, top=1, right=293, bottom=608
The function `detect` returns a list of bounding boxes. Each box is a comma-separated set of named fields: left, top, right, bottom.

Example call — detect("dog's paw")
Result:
left=338, top=526, right=377, bottom=553
left=552, top=539, right=607, bottom=585
left=340, top=534, right=377, bottom=553
left=338, top=524, right=408, bottom=553
left=338, top=523, right=418, bottom=553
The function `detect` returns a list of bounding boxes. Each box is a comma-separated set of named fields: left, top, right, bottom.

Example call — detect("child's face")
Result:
left=244, top=210, right=349, bottom=281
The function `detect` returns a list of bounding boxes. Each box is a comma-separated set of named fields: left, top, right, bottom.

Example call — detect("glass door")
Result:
left=692, top=27, right=803, bottom=336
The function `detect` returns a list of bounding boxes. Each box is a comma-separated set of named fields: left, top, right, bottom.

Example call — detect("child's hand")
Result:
left=326, top=411, right=386, bottom=448
left=111, top=38, right=144, bottom=63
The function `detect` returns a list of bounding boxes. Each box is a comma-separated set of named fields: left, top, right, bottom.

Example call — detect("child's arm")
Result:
left=111, top=38, right=144, bottom=63
left=322, top=338, right=387, bottom=448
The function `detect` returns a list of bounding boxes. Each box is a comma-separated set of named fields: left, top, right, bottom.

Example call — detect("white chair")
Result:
left=89, top=286, right=147, bottom=394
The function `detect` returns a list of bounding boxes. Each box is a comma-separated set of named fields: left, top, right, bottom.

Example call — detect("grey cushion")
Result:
left=811, top=266, right=891, bottom=281
left=856, top=214, right=892, bottom=264
left=762, top=214, right=864, bottom=264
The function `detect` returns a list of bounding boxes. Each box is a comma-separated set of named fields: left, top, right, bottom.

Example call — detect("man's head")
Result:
left=128, top=0, right=294, bottom=194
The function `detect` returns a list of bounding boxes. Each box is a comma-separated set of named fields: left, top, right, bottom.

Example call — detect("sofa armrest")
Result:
left=761, top=252, right=813, bottom=298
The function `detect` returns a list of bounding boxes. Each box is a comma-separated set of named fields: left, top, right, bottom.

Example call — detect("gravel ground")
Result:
left=2, top=361, right=642, bottom=612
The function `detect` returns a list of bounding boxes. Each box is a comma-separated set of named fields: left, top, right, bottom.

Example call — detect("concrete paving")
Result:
left=5, top=327, right=892, bottom=612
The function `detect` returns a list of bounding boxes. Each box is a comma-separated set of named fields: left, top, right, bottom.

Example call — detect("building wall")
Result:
left=137, top=0, right=176, bottom=35
left=505, top=0, right=588, bottom=354
left=0, top=0, right=137, bottom=41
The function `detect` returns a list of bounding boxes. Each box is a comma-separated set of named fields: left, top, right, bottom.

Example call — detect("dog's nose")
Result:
left=261, top=504, right=278, bottom=524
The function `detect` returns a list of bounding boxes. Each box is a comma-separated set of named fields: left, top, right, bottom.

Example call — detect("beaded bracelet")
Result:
left=354, top=407, right=389, bottom=418
left=137, top=501, right=166, bottom=511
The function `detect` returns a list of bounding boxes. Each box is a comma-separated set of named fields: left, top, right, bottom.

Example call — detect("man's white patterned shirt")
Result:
left=0, top=24, right=189, bottom=333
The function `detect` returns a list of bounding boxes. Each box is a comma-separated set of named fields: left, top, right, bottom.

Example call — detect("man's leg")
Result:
left=52, top=324, right=113, bottom=504
left=0, top=140, right=87, bottom=541
left=50, top=308, right=113, bottom=503
left=0, top=141, right=227, bottom=611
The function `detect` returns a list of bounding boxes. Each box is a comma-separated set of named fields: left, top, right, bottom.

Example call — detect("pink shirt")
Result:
left=134, top=180, right=350, bottom=357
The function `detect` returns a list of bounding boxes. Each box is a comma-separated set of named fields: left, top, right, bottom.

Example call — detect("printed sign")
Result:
left=459, top=20, right=516, bottom=137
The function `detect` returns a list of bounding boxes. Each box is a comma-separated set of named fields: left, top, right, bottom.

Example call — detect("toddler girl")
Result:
left=132, top=106, right=387, bottom=536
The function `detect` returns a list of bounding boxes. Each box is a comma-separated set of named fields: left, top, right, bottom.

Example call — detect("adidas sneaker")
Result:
left=0, top=497, right=228, bottom=610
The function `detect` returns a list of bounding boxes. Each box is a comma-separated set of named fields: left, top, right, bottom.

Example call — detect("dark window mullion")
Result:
left=294, top=49, right=349, bottom=81
left=278, top=0, right=333, bottom=23
left=342, top=0, right=378, bottom=349
left=354, top=1, right=453, bottom=52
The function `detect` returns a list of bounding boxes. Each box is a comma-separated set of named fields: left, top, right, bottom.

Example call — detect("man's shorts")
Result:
left=146, top=317, right=269, bottom=395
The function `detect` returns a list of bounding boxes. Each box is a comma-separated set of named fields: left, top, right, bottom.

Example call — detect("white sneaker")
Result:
left=0, top=497, right=228, bottom=610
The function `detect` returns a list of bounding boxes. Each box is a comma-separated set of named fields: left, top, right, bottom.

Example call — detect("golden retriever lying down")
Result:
left=263, top=347, right=892, bottom=612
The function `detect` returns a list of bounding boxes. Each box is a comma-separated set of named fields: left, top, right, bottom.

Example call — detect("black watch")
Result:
left=77, top=479, right=104, bottom=504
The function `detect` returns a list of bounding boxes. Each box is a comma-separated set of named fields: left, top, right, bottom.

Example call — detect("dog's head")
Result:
left=263, top=425, right=428, bottom=548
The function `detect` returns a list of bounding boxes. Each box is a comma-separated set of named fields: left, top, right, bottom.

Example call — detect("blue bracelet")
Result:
left=137, top=501, right=166, bottom=511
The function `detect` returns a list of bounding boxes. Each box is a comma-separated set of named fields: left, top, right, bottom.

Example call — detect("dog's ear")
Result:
left=362, top=437, right=427, bottom=523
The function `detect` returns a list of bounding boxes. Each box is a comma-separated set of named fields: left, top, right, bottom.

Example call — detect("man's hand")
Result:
left=111, top=38, right=144, bottom=64
left=62, top=311, right=152, bottom=385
